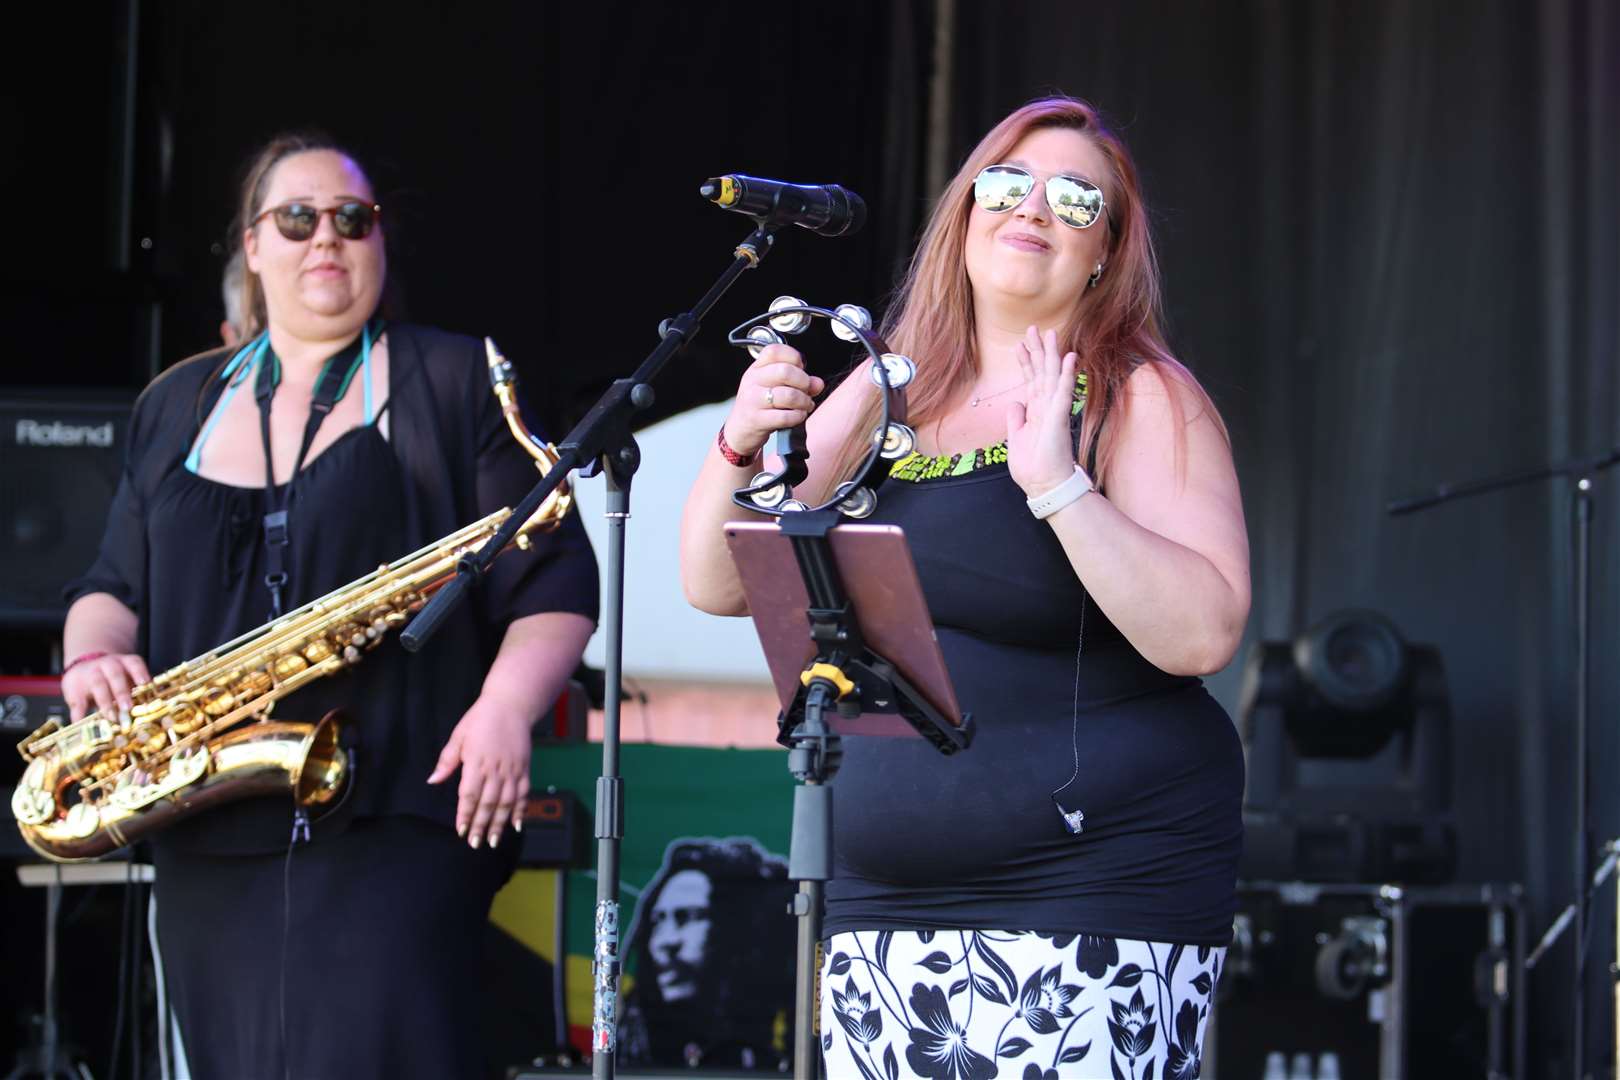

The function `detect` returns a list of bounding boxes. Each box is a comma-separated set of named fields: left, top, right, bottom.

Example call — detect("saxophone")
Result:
left=11, top=340, right=574, bottom=862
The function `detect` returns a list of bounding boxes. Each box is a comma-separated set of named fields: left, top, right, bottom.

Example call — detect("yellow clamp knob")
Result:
left=801, top=662, right=856, bottom=699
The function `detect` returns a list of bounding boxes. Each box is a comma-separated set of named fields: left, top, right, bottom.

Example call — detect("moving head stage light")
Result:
left=1238, top=609, right=1456, bottom=884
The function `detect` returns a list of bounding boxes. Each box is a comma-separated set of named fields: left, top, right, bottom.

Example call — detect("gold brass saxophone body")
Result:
left=11, top=339, right=573, bottom=862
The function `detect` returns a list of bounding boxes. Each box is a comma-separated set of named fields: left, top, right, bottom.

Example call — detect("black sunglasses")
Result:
left=972, top=164, right=1106, bottom=230
left=252, top=200, right=382, bottom=242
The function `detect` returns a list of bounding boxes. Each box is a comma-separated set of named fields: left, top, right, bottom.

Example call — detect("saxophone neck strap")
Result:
left=252, top=320, right=382, bottom=618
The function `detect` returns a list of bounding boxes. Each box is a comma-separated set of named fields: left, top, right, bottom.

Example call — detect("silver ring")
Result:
left=764, top=387, right=776, bottom=408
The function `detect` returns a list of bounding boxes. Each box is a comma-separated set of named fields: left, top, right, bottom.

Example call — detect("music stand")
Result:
left=726, top=511, right=973, bottom=1079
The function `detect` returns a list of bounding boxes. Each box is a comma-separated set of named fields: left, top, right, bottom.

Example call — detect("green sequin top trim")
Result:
left=888, top=372, right=1087, bottom=483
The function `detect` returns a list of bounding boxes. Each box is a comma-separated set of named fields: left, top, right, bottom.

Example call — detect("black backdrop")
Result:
left=4, top=2, right=936, bottom=434
left=4, top=0, right=1618, bottom=1073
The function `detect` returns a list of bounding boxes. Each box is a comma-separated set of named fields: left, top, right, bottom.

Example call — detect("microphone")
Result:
left=700, top=174, right=866, bottom=237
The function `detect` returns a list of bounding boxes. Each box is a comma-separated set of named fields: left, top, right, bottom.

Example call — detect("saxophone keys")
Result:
left=166, top=703, right=206, bottom=739
left=199, top=686, right=235, bottom=717
left=272, top=654, right=308, bottom=681
left=170, top=745, right=210, bottom=784
left=109, top=769, right=145, bottom=811
left=332, top=622, right=366, bottom=649
left=64, top=802, right=100, bottom=839
left=343, top=645, right=362, bottom=664
left=11, top=763, right=53, bottom=825
left=129, top=722, right=166, bottom=756
left=233, top=668, right=272, bottom=698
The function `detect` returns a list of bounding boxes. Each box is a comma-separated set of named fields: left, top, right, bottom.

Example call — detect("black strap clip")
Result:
left=262, top=509, right=290, bottom=548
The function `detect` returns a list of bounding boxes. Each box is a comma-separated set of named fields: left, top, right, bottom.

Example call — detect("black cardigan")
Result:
left=68, top=324, right=599, bottom=849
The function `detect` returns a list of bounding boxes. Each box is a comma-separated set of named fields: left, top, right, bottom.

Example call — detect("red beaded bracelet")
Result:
left=716, top=425, right=758, bottom=468
left=63, top=651, right=109, bottom=674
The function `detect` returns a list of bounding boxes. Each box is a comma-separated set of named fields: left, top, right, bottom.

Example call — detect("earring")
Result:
left=1088, top=262, right=1105, bottom=289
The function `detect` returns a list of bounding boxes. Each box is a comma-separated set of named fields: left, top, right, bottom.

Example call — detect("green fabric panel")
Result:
left=532, top=743, right=795, bottom=969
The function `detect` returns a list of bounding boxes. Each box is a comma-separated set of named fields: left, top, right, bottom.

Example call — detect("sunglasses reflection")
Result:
left=974, top=164, right=1103, bottom=229
left=259, top=201, right=380, bottom=242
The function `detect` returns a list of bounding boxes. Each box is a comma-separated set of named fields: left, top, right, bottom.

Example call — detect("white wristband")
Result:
left=1026, top=466, right=1095, bottom=519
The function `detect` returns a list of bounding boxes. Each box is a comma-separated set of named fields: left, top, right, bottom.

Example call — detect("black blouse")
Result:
left=68, top=325, right=599, bottom=853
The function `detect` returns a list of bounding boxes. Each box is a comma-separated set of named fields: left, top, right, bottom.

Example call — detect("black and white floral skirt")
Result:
left=819, top=929, right=1222, bottom=1080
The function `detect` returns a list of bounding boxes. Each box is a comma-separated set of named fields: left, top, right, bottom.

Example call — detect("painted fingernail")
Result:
left=515, top=819, right=524, bottom=833
left=457, top=821, right=467, bottom=838
left=470, top=834, right=481, bottom=850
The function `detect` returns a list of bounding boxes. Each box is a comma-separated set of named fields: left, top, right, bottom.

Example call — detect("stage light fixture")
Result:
left=1238, top=609, right=1456, bottom=883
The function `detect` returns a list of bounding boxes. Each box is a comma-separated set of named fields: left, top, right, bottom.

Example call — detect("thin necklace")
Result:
left=969, top=378, right=1029, bottom=408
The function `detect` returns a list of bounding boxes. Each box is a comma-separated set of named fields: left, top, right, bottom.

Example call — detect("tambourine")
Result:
left=727, top=296, right=917, bottom=518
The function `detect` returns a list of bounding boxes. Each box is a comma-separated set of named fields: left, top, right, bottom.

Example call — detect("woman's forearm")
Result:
left=478, top=611, right=597, bottom=724
left=1044, top=492, right=1249, bottom=676
left=64, top=593, right=141, bottom=661
left=678, top=444, right=769, bottom=616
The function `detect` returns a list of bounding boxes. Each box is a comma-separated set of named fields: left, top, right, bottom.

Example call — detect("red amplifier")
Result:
left=538, top=676, right=589, bottom=742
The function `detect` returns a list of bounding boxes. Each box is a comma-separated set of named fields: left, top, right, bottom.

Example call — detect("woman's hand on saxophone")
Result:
left=62, top=593, right=149, bottom=722
left=62, top=652, right=152, bottom=723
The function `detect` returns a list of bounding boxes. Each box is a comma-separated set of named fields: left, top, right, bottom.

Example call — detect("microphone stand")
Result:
left=1388, top=445, right=1620, bottom=1080
left=401, top=220, right=783, bottom=1080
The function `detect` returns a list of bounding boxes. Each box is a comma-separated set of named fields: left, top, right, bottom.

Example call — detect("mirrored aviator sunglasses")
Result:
left=254, top=201, right=382, bottom=242
left=972, top=164, right=1105, bottom=230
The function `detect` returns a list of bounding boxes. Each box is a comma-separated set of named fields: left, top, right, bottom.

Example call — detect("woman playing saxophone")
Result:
left=58, top=132, right=599, bottom=1079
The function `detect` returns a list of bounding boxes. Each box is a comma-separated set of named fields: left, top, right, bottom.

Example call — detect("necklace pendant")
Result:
left=970, top=395, right=980, bottom=408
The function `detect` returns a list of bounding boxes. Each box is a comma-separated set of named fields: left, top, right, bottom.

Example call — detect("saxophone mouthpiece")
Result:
left=485, top=337, right=515, bottom=390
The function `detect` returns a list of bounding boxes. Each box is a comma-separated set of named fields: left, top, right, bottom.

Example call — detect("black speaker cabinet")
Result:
left=0, top=392, right=132, bottom=630
left=1210, top=882, right=1526, bottom=1080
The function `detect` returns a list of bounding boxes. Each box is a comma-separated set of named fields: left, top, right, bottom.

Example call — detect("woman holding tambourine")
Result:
left=681, top=96, right=1248, bottom=1078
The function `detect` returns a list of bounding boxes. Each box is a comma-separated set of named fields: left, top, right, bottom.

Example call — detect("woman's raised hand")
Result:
left=721, top=344, right=826, bottom=459
left=1005, top=325, right=1082, bottom=498
left=62, top=653, right=152, bottom=722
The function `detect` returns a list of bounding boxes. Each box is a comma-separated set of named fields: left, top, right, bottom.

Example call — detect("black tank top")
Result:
left=823, top=458, right=1244, bottom=946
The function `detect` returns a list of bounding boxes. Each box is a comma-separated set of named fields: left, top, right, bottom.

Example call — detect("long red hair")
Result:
left=831, top=96, right=1223, bottom=486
